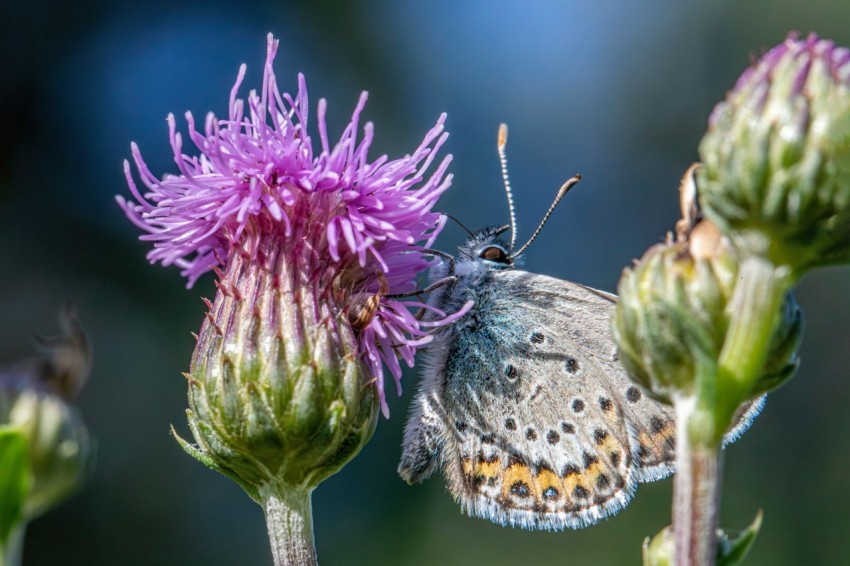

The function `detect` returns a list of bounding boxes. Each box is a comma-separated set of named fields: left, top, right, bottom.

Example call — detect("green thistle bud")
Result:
left=614, top=228, right=735, bottom=404
left=1, top=306, right=92, bottom=517
left=176, top=231, right=378, bottom=500
left=615, top=226, right=801, bottom=411
left=0, top=306, right=93, bottom=563
left=699, top=33, right=850, bottom=274
left=613, top=167, right=802, bottom=435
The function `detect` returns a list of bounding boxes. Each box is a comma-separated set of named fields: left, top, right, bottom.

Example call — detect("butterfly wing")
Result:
left=399, top=270, right=759, bottom=530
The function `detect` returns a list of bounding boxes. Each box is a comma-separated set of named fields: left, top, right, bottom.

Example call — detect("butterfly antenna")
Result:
left=443, top=213, right=474, bottom=238
left=510, top=174, right=582, bottom=259
left=498, top=123, right=518, bottom=251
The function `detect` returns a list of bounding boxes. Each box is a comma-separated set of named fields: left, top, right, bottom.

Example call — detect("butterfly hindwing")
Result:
left=489, top=271, right=680, bottom=487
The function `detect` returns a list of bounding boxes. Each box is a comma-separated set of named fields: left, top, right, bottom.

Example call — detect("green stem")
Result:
left=715, top=255, right=790, bottom=436
left=670, top=255, right=789, bottom=565
left=260, top=483, right=317, bottom=566
left=0, top=523, right=25, bottom=566
left=673, top=398, right=722, bottom=566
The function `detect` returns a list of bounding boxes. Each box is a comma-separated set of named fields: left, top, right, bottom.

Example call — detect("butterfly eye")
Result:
left=479, top=245, right=510, bottom=263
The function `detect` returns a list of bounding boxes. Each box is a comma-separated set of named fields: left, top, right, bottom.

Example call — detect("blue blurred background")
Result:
left=2, top=1, right=850, bottom=564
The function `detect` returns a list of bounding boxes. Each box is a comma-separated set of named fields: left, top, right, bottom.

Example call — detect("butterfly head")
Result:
left=457, top=224, right=515, bottom=271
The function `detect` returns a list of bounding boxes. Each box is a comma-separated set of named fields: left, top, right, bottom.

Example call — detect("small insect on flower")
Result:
left=349, top=272, right=390, bottom=332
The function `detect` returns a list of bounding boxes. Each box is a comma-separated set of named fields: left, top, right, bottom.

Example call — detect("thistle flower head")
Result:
left=118, top=34, right=467, bottom=416
left=699, top=33, right=850, bottom=274
left=118, top=35, right=470, bottom=494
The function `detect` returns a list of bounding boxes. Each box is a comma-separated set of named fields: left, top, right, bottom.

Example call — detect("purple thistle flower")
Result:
left=118, top=34, right=470, bottom=416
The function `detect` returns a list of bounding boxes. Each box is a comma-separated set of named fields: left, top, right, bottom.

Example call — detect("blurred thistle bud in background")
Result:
left=117, top=34, right=467, bottom=565
left=0, top=304, right=93, bottom=566
left=699, top=33, right=850, bottom=276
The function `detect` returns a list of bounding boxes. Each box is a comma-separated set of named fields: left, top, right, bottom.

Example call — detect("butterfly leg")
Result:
left=386, top=276, right=457, bottom=299
left=419, top=248, right=455, bottom=274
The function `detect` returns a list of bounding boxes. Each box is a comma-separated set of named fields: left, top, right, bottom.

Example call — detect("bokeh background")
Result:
left=2, top=1, right=849, bottom=564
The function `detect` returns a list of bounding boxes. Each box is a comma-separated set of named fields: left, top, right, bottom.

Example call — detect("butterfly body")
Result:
left=398, top=226, right=761, bottom=530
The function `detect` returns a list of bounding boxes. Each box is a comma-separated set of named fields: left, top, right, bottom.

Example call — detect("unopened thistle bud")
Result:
left=699, top=33, right=850, bottom=275
left=613, top=167, right=801, bottom=436
left=0, top=306, right=93, bottom=563
left=182, top=226, right=379, bottom=494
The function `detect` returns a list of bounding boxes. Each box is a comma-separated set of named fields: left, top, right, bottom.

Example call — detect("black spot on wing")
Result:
left=593, top=429, right=609, bottom=445
left=510, top=481, right=530, bottom=497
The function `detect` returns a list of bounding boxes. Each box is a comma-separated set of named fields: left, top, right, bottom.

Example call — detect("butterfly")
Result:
left=397, top=125, right=761, bottom=530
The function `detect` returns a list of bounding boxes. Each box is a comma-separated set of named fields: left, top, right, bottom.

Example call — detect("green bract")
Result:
left=0, top=428, right=28, bottom=548
left=699, top=34, right=850, bottom=275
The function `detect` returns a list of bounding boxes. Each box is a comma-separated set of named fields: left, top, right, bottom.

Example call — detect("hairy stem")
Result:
left=673, top=399, right=722, bottom=566
left=260, top=483, right=317, bottom=566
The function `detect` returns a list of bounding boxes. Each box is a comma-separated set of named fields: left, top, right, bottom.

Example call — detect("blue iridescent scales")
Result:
left=398, top=227, right=762, bottom=530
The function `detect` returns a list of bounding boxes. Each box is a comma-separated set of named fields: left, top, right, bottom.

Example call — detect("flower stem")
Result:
left=716, top=255, right=790, bottom=436
left=260, top=483, right=317, bottom=566
left=0, top=523, right=25, bottom=566
left=673, top=400, right=722, bottom=566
